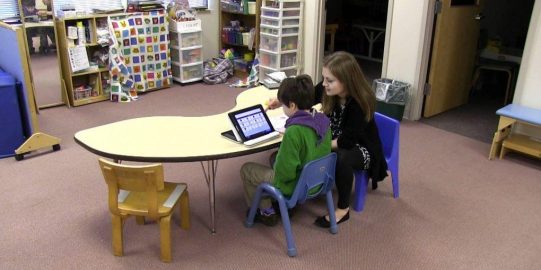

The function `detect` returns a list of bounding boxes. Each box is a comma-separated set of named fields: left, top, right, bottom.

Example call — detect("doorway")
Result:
left=420, top=0, right=535, bottom=143
left=323, top=0, right=389, bottom=82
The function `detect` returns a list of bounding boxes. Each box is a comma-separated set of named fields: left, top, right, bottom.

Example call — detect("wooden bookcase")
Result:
left=56, top=15, right=112, bottom=107
left=219, top=0, right=262, bottom=76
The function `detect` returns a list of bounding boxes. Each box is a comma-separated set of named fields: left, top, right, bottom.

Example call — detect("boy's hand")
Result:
left=265, top=98, right=280, bottom=111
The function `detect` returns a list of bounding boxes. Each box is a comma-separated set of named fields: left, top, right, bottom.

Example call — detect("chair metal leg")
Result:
left=325, top=191, right=338, bottom=234
left=388, top=157, right=400, bottom=198
left=353, top=171, right=368, bottom=212
left=159, top=215, right=172, bottom=263
left=180, top=191, right=191, bottom=230
left=277, top=199, right=297, bottom=257
left=111, top=215, right=124, bottom=256
left=245, top=186, right=265, bottom=227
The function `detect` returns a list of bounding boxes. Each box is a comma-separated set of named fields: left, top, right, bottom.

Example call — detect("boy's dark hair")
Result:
left=277, top=74, right=314, bottom=110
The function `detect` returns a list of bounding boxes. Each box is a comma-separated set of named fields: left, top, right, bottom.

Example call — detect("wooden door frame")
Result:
left=407, top=0, right=438, bottom=120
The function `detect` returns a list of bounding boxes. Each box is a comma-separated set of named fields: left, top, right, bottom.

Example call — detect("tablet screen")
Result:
left=228, top=105, right=275, bottom=141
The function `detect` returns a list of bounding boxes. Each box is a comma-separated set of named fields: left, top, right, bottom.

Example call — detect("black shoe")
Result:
left=272, top=201, right=296, bottom=218
left=247, top=208, right=279, bottom=227
left=314, top=211, right=350, bottom=228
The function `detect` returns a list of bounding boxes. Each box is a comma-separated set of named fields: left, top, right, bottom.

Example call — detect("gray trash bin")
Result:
left=372, top=78, right=410, bottom=121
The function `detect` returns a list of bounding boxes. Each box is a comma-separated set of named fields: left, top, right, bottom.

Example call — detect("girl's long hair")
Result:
left=321, top=51, right=375, bottom=122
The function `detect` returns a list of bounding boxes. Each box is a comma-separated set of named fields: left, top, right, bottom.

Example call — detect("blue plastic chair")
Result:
left=245, top=153, right=338, bottom=257
left=353, top=112, right=400, bottom=212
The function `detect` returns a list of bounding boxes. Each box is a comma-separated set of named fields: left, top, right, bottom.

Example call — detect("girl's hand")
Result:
left=265, top=98, right=281, bottom=111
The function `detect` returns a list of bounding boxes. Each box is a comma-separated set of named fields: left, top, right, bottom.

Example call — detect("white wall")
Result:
left=198, top=0, right=220, bottom=60
left=512, top=0, right=541, bottom=137
left=514, top=0, right=541, bottom=109
left=384, top=1, right=432, bottom=120
left=302, top=0, right=324, bottom=82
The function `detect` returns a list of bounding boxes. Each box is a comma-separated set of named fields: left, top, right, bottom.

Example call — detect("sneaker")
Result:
left=272, top=201, right=296, bottom=218
left=247, top=208, right=279, bottom=227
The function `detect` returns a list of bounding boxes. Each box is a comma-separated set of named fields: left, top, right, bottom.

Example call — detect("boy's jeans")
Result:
left=241, top=162, right=275, bottom=209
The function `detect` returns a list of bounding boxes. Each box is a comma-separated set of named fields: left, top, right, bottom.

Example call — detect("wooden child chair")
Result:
left=98, top=158, right=190, bottom=262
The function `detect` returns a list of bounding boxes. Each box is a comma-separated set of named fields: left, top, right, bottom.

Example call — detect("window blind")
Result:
left=0, top=0, right=20, bottom=21
left=53, top=0, right=124, bottom=16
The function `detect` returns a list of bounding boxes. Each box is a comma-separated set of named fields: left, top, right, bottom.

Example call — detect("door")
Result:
left=423, top=0, right=483, bottom=117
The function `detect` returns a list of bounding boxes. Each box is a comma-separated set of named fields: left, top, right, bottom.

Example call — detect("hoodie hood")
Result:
left=285, top=110, right=330, bottom=144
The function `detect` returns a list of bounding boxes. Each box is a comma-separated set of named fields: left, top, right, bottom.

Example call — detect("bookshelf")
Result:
left=219, top=0, right=262, bottom=76
left=56, top=14, right=112, bottom=106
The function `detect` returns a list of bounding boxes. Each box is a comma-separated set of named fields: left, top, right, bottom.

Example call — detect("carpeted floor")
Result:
left=1, top=80, right=540, bottom=269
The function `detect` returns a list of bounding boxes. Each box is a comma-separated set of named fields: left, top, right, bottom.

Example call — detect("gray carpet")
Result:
left=1, top=80, right=540, bottom=269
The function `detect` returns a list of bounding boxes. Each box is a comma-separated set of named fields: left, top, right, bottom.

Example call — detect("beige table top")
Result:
left=74, top=86, right=282, bottom=162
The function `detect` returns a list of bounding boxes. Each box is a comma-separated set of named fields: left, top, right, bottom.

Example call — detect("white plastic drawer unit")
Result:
left=260, top=25, right=279, bottom=35
left=181, top=64, right=203, bottom=81
left=261, top=17, right=279, bottom=27
left=263, top=0, right=301, bottom=9
left=170, top=31, right=201, bottom=48
left=282, top=18, right=300, bottom=26
left=260, top=34, right=279, bottom=51
left=171, top=47, right=202, bottom=65
left=171, top=63, right=203, bottom=83
left=260, top=35, right=298, bottom=52
left=181, top=48, right=202, bottom=64
left=261, top=7, right=301, bottom=19
left=259, top=51, right=297, bottom=69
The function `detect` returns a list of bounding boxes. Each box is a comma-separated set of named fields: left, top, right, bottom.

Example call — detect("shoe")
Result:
left=247, top=208, right=279, bottom=227
left=314, top=211, right=350, bottom=228
left=272, top=201, right=296, bottom=218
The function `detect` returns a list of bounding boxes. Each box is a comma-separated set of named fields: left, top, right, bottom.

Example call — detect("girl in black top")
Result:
left=266, top=51, right=388, bottom=227
left=313, top=51, right=387, bottom=227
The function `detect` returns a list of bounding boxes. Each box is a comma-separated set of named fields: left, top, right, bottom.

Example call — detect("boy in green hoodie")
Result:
left=240, top=75, right=332, bottom=226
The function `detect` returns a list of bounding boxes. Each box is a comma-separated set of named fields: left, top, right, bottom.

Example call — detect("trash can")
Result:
left=0, top=70, right=25, bottom=158
left=372, top=78, right=410, bottom=121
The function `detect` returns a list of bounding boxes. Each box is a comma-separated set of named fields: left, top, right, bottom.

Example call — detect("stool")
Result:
left=472, top=63, right=516, bottom=105
left=325, top=24, right=338, bottom=54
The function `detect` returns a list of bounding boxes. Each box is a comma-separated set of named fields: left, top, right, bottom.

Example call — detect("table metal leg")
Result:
left=200, top=160, right=218, bottom=234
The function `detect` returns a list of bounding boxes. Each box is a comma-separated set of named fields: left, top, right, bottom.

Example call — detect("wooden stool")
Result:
left=472, top=63, right=516, bottom=105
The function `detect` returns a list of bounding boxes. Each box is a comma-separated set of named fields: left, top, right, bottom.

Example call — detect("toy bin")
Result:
left=259, top=51, right=278, bottom=68
left=181, top=32, right=201, bottom=47
left=282, top=18, right=300, bottom=26
left=0, top=71, right=25, bottom=158
left=181, top=48, right=202, bottom=64
left=261, top=17, right=279, bottom=27
left=182, top=64, right=203, bottom=81
left=260, top=35, right=278, bottom=51
left=281, top=36, right=298, bottom=51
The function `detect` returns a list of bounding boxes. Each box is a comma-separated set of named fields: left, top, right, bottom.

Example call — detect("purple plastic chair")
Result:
left=245, top=153, right=338, bottom=257
left=353, top=112, right=400, bottom=212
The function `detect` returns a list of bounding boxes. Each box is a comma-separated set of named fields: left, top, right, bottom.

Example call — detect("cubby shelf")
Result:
left=56, top=14, right=113, bottom=106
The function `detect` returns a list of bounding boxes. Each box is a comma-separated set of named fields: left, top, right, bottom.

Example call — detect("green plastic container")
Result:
left=376, top=101, right=404, bottom=122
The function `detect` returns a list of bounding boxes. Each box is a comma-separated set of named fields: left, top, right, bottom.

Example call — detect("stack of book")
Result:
left=127, top=0, right=164, bottom=12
